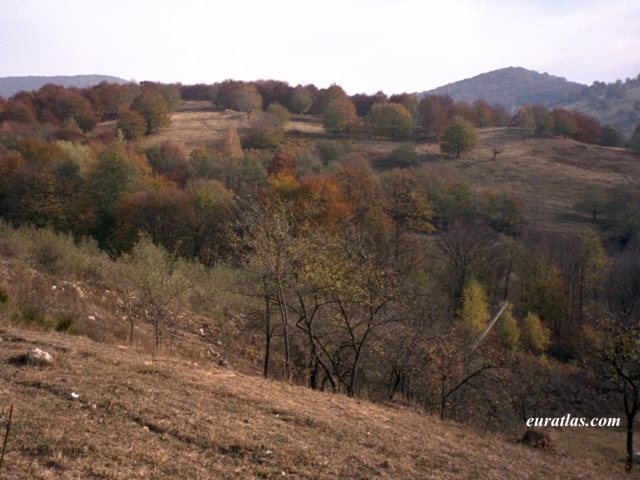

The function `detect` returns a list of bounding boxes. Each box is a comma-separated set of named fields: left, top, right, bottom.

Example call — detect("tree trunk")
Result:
left=263, top=296, right=272, bottom=378
left=275, top=278, right=291, bottom=381
left=626, top=396, right=638, bottom=471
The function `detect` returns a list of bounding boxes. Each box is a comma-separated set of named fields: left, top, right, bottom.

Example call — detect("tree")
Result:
left=552, top=108, right=577, bottom=138
left=520, top=312, right=550, bottom=354
left=87, top=142, right=149, bottom=249
left=366, top=103, right=413, bottom=140
left=322, top=97, right=359, bottom=137
left=440, top=116, right=477, bottom=158
left=380, top=169, right=434, bottom=261
left=117, top=108, right=146, bottom=141
left=601, top=125, right=625, bottom=147
left=266, top=103, right=290, bottom=127
left=289, top=86, right=313, bottom=114
left=458, top=278, right=490, bottom=338
left=418, top=95, right=453, bottom=140
left=242, top=111, right=284, bottom=149
left=131, top=92, right=170, bottom=134
left=587, top=317, right=640, bottom=471
left=232, top=84, right=263, bottom=117
left=629, top=124, right=640, bottom=160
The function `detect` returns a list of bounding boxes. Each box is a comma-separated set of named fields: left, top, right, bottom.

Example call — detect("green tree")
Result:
left=366, top=103, right=413, bottom=140
left=266, top=103, right=290, bottom=127
left=289, top=86, right=313, bottom=114
left=440, top=116, right=477, bottom=158
left=88, top=143, right=148, bottom=249
left=322, top=97, right=359, bottom=137
left=601, top=124, right=625, bottom=147
left=117, top=108, right=147, bottom=140
left=131, top=92, right=170, bottom=134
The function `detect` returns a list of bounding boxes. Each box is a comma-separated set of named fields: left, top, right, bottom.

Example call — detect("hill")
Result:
left=554, top=77, right=640, bottom=139
left=0, top=75, right=129, bottom=98
left=132, top=106, right=640, bottom=234
left=0, top=325, right=627, bottom=479
left=421, top=67, right=585, bottom=112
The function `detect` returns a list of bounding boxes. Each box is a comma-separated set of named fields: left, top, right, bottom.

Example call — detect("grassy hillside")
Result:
left=0, top=325, right=629, bottom=479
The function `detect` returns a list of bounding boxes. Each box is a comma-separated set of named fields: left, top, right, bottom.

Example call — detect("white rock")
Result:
left=70, top=392, right=80, bottom=399
left=27, top=347, right=53, bottom=365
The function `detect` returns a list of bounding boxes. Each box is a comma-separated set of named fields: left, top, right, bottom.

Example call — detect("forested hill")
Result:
left=422, top=67, right=585, bottom=112
left=0, top=75, right=129, bottom=98
left=554, top=75, right=640, bottom=138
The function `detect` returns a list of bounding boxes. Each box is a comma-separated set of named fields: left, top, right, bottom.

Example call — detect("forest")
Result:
left=1, top=77, right=640, bottom=470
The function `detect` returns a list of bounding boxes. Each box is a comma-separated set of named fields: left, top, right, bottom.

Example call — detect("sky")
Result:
left=1, top=0, right=639, bottom=94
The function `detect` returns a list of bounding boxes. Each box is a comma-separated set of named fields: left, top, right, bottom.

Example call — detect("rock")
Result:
left=215, top=339, right=223, bottom=346
left=218, top=358, right=230, bottom=368
left=27, top=347, right=54, bottom=366
left=520, top=430, right=554, bottom=450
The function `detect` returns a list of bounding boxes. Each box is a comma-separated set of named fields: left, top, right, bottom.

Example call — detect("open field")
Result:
left=0, top=326, right=630, bottom=479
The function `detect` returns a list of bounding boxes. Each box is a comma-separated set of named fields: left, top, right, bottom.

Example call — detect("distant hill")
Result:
left=554, top=77, right=640, bottom=138
left=421, top=67, right=585, bottom=112
left=0, top=74, right=129, bottom=98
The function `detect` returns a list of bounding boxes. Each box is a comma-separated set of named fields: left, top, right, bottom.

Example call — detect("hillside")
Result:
left=0, top=75, right=129, bottom=98
left=555, top=78, right=640, bottom=138
left=134, top=106, right=640, bottom=234
left=0, top=325, right=628, bottom=479
left=421, top=67, right=585, bottom=112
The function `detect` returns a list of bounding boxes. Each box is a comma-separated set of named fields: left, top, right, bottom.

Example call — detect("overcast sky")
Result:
left=1, top=0, right=639, bottom=94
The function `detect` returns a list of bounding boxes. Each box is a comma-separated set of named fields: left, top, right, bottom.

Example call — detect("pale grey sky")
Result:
left=1, top=0, right=638, bottom=94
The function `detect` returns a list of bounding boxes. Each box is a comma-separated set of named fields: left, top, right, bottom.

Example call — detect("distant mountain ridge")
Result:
left=0, top=74, right=129, bottom=98
left=421, top=67, right=585, bottom=112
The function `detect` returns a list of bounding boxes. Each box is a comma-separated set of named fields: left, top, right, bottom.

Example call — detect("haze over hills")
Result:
left=422, top=67, right=585, bottom=112
left=0, top=74, right=129, bottom=98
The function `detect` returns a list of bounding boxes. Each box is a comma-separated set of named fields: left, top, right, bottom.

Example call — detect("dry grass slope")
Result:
left=0, top=328, right=628, bottom=480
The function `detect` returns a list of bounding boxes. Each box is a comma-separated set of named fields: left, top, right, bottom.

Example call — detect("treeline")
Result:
left=0, top=81, right=179, bottom=141
left=1, top=78, right=636, bottom=150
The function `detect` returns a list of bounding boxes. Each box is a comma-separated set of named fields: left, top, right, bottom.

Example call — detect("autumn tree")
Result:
left=520, top=312, right=550, bottom=354
left=587, top=315, right=640, bottom=471
left=117, top=109, right=146, bottom=141
left=266, top=103, right=290, bottom=127
left=242, top=111, right=284, bottom=149
left=418, top=95, right=453, bottom=140
left=87, top=142, right=149, bottom=249
left=380, top=168, right=434, bottom=261
left=458, top=278, right=490, bottom=338
left=289, top=85, right=313, bottom=114
left=131, top=91, right=170, bottom=134
left=322, top=97, right=359, bottom=137
left=366, top=103, right=413, bottom=140
left=440, top=116, right=477, bottom=158
left=234, top=83, right=263, bottom=117
left=552, top=108, right=578, bottom=138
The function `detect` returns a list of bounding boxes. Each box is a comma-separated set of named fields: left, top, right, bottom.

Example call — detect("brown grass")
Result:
left=0, top=326, right=629, bottom=479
